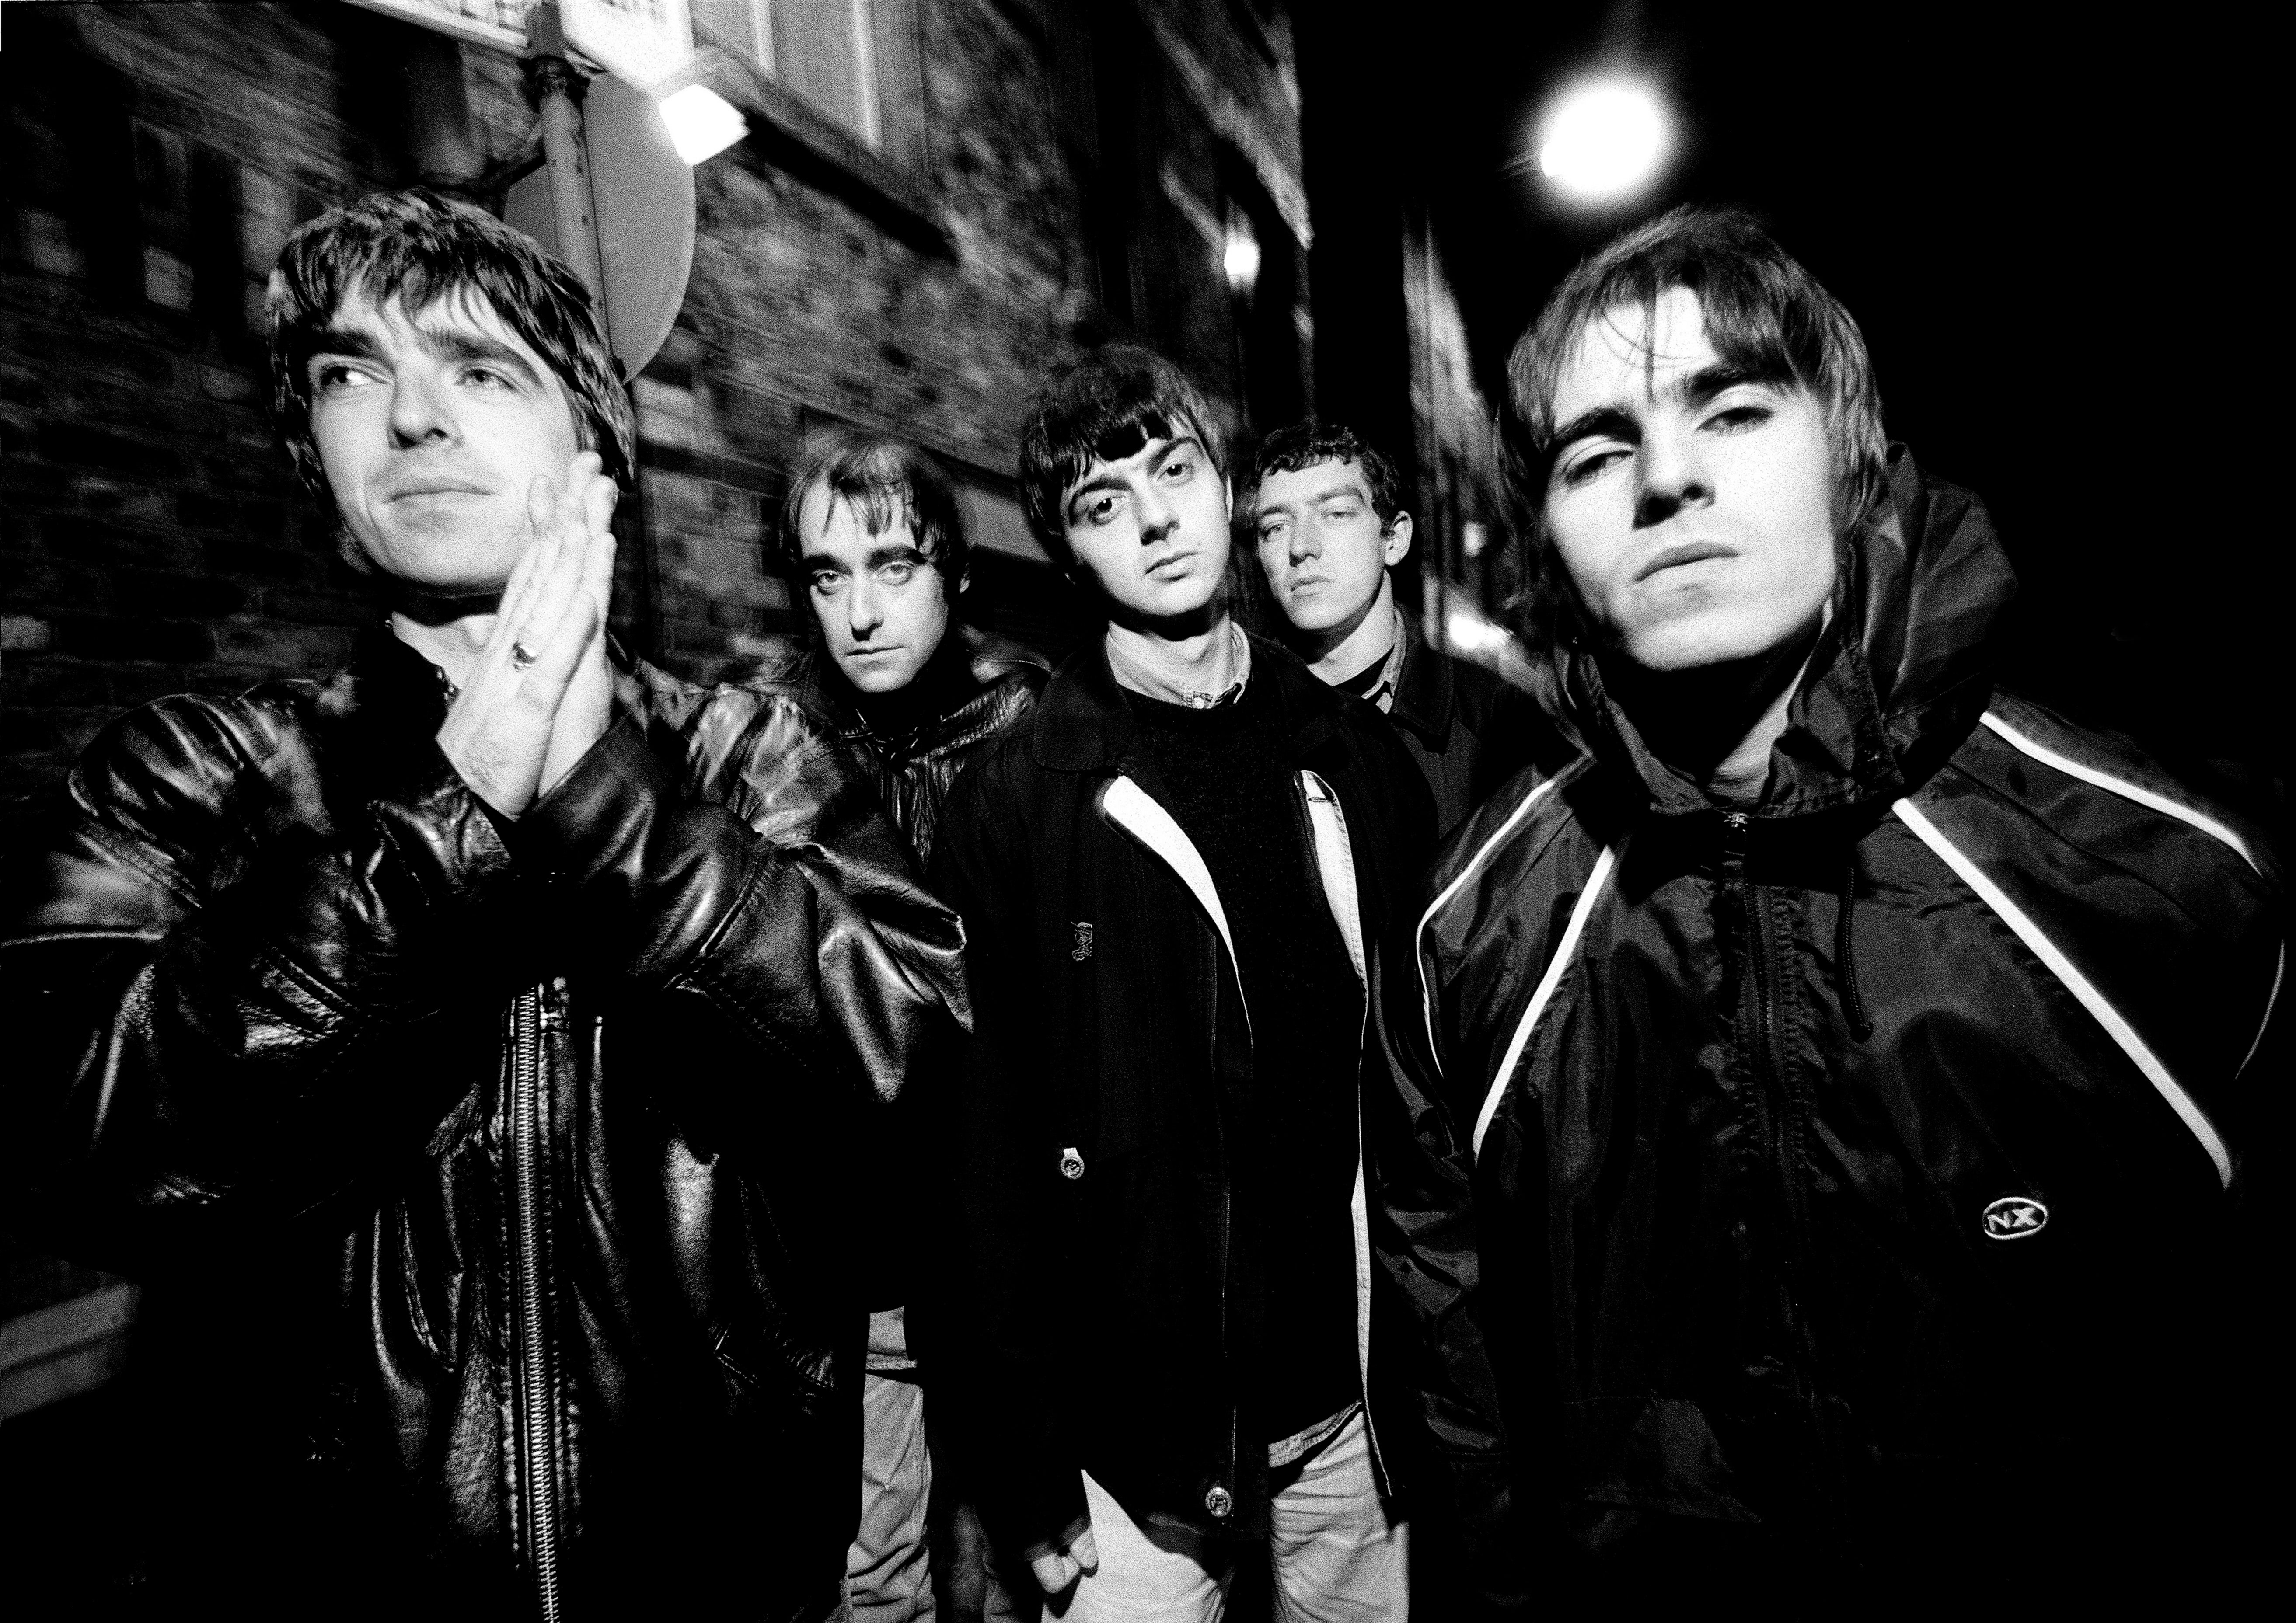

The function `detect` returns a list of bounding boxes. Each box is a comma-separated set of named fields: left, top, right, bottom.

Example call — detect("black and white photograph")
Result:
left=1, top=2, right=2280, bottom=1618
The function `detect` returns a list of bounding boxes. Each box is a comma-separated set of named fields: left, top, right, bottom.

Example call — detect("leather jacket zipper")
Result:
left=510, top=982, right=564, bottom=1623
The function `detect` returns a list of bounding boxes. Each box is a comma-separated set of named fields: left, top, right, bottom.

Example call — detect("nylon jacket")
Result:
left=927, top=634, right=1469, bottom=1560
left=0, top=627, right=967, bottom=1622
left=1386, top=451, right=2284, bottom=1580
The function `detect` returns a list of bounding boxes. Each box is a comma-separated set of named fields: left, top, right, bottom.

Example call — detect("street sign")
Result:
left=559, top=0, right=693, bottom=91
left=340, top=0, right=532, bottom=55
left=505, top=70, right=696, bottom=379
left=339, top=0, right=695, bottom=85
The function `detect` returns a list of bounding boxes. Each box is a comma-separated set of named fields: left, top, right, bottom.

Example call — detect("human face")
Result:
left=1542, top=286, right=1837, bottom=671
left=1059, top=431, right=1231, bottom=626
left=307, top=289, right=583, bottom=596
left=797, top=484, right=954, bottom=695
left=1252, top=458, right=1410, bottom=639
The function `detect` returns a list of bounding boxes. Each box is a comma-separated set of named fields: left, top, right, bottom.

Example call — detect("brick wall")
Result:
left=0, top=0, right=1312, bottom=837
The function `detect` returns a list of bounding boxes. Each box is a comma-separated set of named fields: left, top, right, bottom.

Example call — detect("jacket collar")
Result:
left=1553, top=447, right=2015, bottom=820
left=765, top=625, right=1049, bottom=760
left=1386, top=607, right=1454, bottom=750
left=1031, top=625, right=1349, bottom=776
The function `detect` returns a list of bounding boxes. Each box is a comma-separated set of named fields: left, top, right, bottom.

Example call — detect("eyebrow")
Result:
left=1063, top=435, right=1205, bottom=516
left=1256, top=477, right=1368, bottom=520
left=1549, top=362, right=1783, bottom=449
left=306, top=322, right=544, bottom=387
left=804, top=541, right=926, bottom=571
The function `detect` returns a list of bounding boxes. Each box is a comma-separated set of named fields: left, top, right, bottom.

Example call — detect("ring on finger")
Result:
left=509, top=641, right=539, bottom=672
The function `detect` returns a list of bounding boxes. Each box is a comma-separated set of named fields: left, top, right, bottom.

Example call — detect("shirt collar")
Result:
left=1105, top=618, right=1252, bottom=710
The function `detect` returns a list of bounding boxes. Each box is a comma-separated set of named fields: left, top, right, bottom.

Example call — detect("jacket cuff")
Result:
left=515, top=717, right=667, bottom=877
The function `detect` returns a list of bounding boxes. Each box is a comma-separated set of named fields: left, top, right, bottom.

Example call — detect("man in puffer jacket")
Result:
left=1386, top=207, right=2282, bottom=1601
left=0, top=191, right=966, bottom=1622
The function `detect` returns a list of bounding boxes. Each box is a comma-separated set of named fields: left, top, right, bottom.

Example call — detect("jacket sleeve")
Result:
left=0, top=693, right=523, bottom=1260
left=923, top=752, right=1092, bottom=1560
left=1369, top=873, right=1535, bottom=1613
left=518, top=707, right=968, bottom=1114
left=1, top=691, right=968, bottom=1268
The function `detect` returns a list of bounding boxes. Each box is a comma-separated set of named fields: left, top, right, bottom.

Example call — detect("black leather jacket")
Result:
left=747, top=627, right=1047, bottom=1316
left=0, top=628, right=966, bottom=1622
left=749, top=625, right=1050, bottom=873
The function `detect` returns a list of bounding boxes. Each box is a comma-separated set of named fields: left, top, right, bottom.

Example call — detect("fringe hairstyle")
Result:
left=1502, top=206, right=1886, bottom=646
left=778, top=433, right=970, bottom=590
left=1018, top=344, right=1225, bottom=568
left=266, top=188, right=634, bottom=516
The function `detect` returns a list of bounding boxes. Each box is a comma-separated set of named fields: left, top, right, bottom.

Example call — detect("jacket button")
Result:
left=1059, top=1147, right=1085, bottom=1181
left=1204, top=1485, right=1232, bottom=1519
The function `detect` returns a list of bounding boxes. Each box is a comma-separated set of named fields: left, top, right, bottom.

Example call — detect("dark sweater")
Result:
left=1125, top=675, right=1364, bottom=1443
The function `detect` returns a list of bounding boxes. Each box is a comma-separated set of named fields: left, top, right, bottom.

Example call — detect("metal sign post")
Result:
left=523, top=3, right=610, bottom=310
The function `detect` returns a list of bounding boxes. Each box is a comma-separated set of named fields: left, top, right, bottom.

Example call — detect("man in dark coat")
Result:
left=749, top=432, right=1045, bottom=1622
left=0, top=191, right=965, bottom=1622
left=1387, top=206, right=2282, bottom=1602
left=1246, top=420, right=1547, bottom=836
left=930, top=346, right=1516, bottom=1619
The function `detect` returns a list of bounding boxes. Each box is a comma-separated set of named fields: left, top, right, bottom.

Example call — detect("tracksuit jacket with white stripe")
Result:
left=1387, top=449, right=2283, bottom=1588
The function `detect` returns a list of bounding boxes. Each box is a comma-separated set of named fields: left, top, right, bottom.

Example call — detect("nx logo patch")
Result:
left=1071, top=921, right=1095, bottom=961
left=1982, top=1195, right=2049, bottom=1241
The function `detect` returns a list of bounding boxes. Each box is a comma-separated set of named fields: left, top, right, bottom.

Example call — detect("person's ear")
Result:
left=1221, top=473, right=1232, bottom=522
left=1383, top=511, right=1414, bottom=568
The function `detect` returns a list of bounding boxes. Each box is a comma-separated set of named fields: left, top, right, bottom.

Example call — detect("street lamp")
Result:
left=1536, top=80, right=1670, bottom=202
left=657, top=81, right=748, bottom=164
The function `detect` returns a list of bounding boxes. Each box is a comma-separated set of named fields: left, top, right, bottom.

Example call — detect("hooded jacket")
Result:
left=0, top=629, right=967, bottom=1621
left=1386, top=452, right=2282, bottom=1584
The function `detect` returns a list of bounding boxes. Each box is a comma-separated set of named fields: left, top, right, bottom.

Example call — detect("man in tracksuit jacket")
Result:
left=1387, top=207, right=2283, bottom=1599
left=930, top=345, right=1494, bottom=1619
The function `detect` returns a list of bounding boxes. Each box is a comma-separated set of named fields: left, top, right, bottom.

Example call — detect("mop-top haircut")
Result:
left=1250, top=420, right=1407, bottom=531
left=1019, top=343, right=1226, bottom=567
left=778, top=433, right=970, bottom=588
left=1504, top=207, right=1888, bottom=631
left=266, top=188, right=634, bottom=510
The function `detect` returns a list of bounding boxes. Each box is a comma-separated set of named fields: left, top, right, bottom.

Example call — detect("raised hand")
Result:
left=537, top=460, right=620, bottom=799
left=437, top=451, right=617, bottom=817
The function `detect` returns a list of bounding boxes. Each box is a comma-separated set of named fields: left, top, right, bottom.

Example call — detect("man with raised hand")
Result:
left=0, top=190, right=963, bottom=1622
left=756, top=432, right=1047, bottom=1622
left=929, top=345, right=1494, bottom=1620
left=1389, top=206, right=2282, bottom=1600
left=1249, top=420, right=1545, bottom=835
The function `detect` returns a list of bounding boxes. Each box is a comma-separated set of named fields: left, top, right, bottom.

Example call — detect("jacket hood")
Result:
left=1556, top=446, right=2017, bottom=819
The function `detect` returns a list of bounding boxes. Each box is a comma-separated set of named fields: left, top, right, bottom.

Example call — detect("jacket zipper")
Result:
left=1724, top=813, right=1817, bottom=1416
left=510, top=982, right=564, bottom=1623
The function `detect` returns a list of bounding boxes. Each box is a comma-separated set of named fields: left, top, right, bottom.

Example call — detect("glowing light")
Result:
left=659, top=84, right=747, bottom=166
left=1537, top=82, right=1668, bottom=200
left=1223, top=225, right=1261, bottom=292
